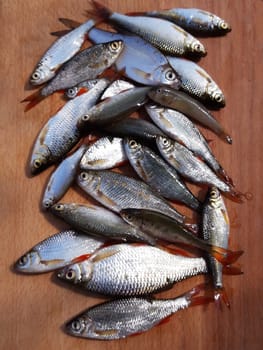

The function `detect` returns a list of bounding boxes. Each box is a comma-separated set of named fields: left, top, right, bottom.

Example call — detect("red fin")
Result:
left=206, top=139, right=214, bottom=144
left=87, top=0, right=112, bottom=21
left=218, top=167, right=234, bottom=187
left=183, top=220, right=199, bottom=235
left=158, top=242, right=194, bottom=258
left=21, top=90, right=45, bottom=111
left=214, top=287, right=230, bottom=309
left=126, top=11, right=147, bottom=16
left=184, top=283, right=214, bottom=307
left=59, top=17, right=81, bottom=29
left=157, top=315, right=173, bottom=326
left=211, top=246, right=244, bottom=265
left=223, top=264, right=243, bottom=275
left=224, top=189, right=253, bottom=204
left=71, top=253, right=91, bottom=264
left=76, top=87, right=89, bottom=96
left=50, top=29, right=71, bottom=37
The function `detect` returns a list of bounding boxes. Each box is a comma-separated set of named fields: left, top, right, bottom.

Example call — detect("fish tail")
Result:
left=211, top=246, right=244, bottom=265
left=86, top=0, right=112, bottom=21
left=185, top=283, right=214, bottom=307
left=224, top=188, right=253, bottom=203
left=21, top=90, right=45, bottom=111
left=222, top=264, right=244, bottom=275
left=214, top=287, right=231, bottom=309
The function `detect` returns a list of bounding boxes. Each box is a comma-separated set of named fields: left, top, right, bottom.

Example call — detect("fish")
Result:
left=166, top=57, right=225, bottom=107
left=22, top=41, right=123, bottom=111
left=145, top=104, right=232, bottom=185
left=156, top=136, right=245, bottom=203
left=148, top=87, right=232, bottom=144
left=120, top=209, right=243, bottom=266
left=89, top=1, right=206, bottom=57
left=202, top=187, right=232, bottom=307
left=65, top=284, right=213, bottom=340
left=57, top=244, right=208, bottom=296
left=14, top=230, right=105, bottom=274
left=123, top=138, right=201, bottom=211
left=135, top=8, right=231, bottom=36
left=49, top=202, right=155, bottom=244
left=80, top=136, right=127, bottom=170
left=76, top=170, right=189, bottom=227
left=29, top=19, right=96, bottom=86
left=30, top=78, right=109, bottom=175
left=101, top=79, right=135, bottom=99
left=88, top=27, right=181, bottom=87
left=42, top=145, right=87, bottom=209
left=64, top=79, right=104, bottom=99
left=77, top=86, right=152, bottom=128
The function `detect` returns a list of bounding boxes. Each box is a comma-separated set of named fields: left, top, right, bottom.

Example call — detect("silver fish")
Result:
left=90, top=1, right=206, bottom=57
left=100, top=80, right=135, bottom=100
left=80, top=137, right=127, bottom=170
left=146, top=104, right=232, bottom=185
left=42, top=145, right=87, bottom=209
left=78, top=86, right=152, bottom=128
left=142, top=8, right=231, bottom=36
left=88, top=27, right=181, bottom=87
left=65, top=284, right=210, bottom=340
left=166, top=57, right=225, bottom=107
left=14, top=230, right=104, bottom=274
left=76, top=170, right=186, bottom=225
left=64, top=79, right=104, bottom=99
left=57, top=244, right=208, bottom=296
left=50, top=202, right=155, bottom=244
left=30, top=19, right=96, bottom=86
left=124, top=138, right=201, bottom=211
left=30, top=79, right=109, bottom=175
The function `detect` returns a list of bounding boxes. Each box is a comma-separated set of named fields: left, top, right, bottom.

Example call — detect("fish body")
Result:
left=64, top=79, right=104, bottom=99
left=50, top=202, right=155, bottom=244
left=65, top=284, right=209, bottom=340
left=144, top=8, right=231, bottom=36
left=76, top=170, right=186, bottom=225
left=124, top=138, right=200, bottom=210
left=89, top=28, right=181, bottom=87
left=101, top=80, right=135, bottom=99
left=80, top=136, right=127, bottom=170
left=14, top=230, right=104, bottom=274
left=57, top=244, right=207, bottom=295
left=42, top=145, right=87, bottom=209
left=156, top=136, right=231, bottom=192
left=148, top=87, right=232, bottom=144
left=146, top=104, right=229, bottom=182
left=78, top=86, right=152, bottom=127
left=90, top=1, right=206, bottom=57
left=166, top=57, right=225, bottom=107
left=30, top=79, right=109, bottom=174
left=30, top=19, right=96, bottom=85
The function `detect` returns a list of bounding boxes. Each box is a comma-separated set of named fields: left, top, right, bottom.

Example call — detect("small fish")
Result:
left=57, top=244, right=208, bottom=296
left=23, top=41, right=123, bottom=111
left=80, top=136, right=127, bottom=170
left=89, top=1, right=206, bottom=57
left=65, top=284, right=212, bottom=340
left=120, top=209, right=243, bottom=266
left=77, top=86, right=152, bottom=128
left=100, top=80, right=135, bottom=100
left=146, top=104, right=232, bottom=185
left=30, top=79, right=109, bottom=175
left=42, top=145, right=87, bottom=209
left=30, top=19, right=96, bottom=86
left=76, top=170, right=187, bottom=226
left=64, top=79, right=104, bottom=99
left=88, top=27, right=181, bottom=87
left=137, top=8, right=231, bottom=36
left=148, top=87, right=232, bottom=144
left=166, top=57, right=225, bottom=107
left=14, top=230, right=104, bottom=274
left=124, top=138, right=201, bottom=211
left=156, top=136, right=245, bottom=203
left=50, top=202, right=155, bottom=244
left=202, top=187, right=232, bottom=307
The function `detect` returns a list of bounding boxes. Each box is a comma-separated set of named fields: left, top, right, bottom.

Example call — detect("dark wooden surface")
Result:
left=1, top=1, right=263, bottom=349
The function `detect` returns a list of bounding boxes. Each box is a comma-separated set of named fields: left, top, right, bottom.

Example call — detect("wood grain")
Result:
left=1, top=0, right=263, bottom=349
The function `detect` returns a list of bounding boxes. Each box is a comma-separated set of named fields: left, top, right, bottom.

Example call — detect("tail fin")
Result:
left=214, top=287, right=230, bottom=309
left=21, top=90, right=46, bottom=111
left=185, top=283, right=214, bottom=307
left=211, top=246, right=244, bottom=265
left=59, top=18, right=82, bottom=29
left=223, top=264, right=243, bottom=275
left=86, top=0, right=112, bottom=21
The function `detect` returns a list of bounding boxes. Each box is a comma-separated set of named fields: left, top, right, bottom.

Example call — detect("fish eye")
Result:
left=18, top=255, right=29, bottom=266
left=110, top=41, right=120, bottom=51
left=162, top=137, right=169, bottom=146
left=54, top=204, right=64, bottom=211
left=156, top=88, right=162, bottom=94
left=43, top=200, right=52, bottom=208
left=34, top=159, right=42, bottom=169
left=80, top=172, right=88, bottom=180
left=165, top=69, right=176, bottom=81
left=82, top=114, right=90, bottom=122
left=66, top=269, right=76, bottom=280
left=220, top=22, right=229, bottom=30
left=210, top=190, right=218, bottom=199
left=194, top=44, right=201, bottom=52
left=67, top=88, right=77, bottom=97
left=71, top=319, right=82, bottom=331
left=129, top=140, right=138, bottom=149
left=124, top=213, right=133, bottom=222
left=31, top=72, right=40, bottom=80
left=214, top=94, right=223, bottom=103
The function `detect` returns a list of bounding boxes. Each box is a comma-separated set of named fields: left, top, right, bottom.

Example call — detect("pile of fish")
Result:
left=16, top=0, right=248, bottom=341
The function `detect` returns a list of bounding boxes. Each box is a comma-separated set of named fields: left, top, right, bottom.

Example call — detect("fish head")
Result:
left=30, top=64, right=54, bottom=86
left=105, top=40, right=124, bottom=59
left=186, top=39, right=206, bottom=57
left=206, top=187, right=224, bottom=209
left=120, top=209, right=144, bottom=228
left=156, top=135, right=173, bottom=154
left=65, top=87, right=79, bottom=99
left=57, top=260, right=92, bottom=284
left=77, top=171, right=101, bottom=190
left=206, top=84, right=225, bottom=107
left=65, top=315, right=94, bottom=337
left=154, top=64, right=181, bottom=90
left=30, top=144, right=51, bottom=175
left=217, top=19, right=231, bottom=33
left=124, top=138, right=143, bottom=160
left=14, top=251, right=41, bottom=273
left=49, top=202, right=67, bottom=216
left=148, top=86, right=177, bottom=105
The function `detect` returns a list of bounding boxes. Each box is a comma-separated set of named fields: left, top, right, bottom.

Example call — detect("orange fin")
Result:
left=87, top=0, right=112, bottom=21
left=40, top=258, right=64, bottom=266
left=214, top=287, right=230, bottom=309
left=218, top=167, right=234, bottom=187
left=94, top=329, right=118, bottom=337
left=224, top=189, right=253, bottom=203
left=157, top=315, right=173, bottom=326
left=71, top=253, right=92, bottom=264
left=126, top=11, right=147, bottom=16
left=50, top=29, right=71, bottom=37
left=211, top=246, right=244, bottom=265
left=76, top=87, right=89, bottom=96
left=21, top=90, right=45, bottom=111
left=223, top=264, right=243, bottom=275
left=159, top=242, right=194, bottom=258
left=91, top=248, right=120, bottom=263
left=184, top=283, right=214, bottom=307
left=59, top=17, right=81, bottom=29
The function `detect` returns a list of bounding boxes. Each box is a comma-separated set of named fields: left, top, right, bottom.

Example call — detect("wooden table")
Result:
left=1, top=1, right=262, bottom=349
